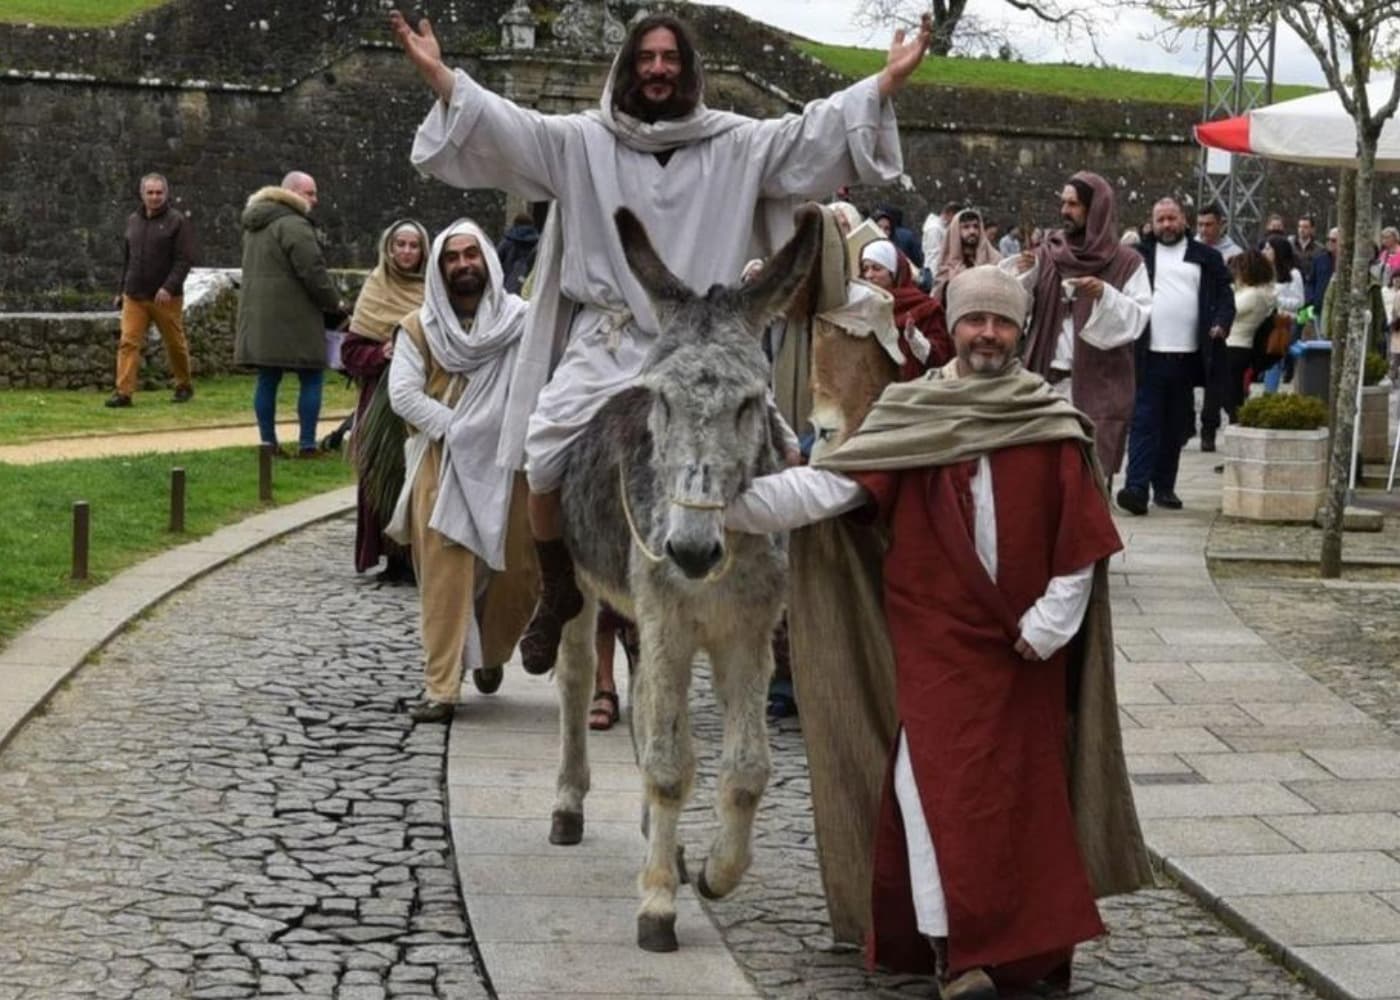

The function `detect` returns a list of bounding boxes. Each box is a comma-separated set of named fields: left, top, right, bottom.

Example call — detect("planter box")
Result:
left=1360, top=384, right=1390, bottom=464
left=1221, top=426, right=1329, bottom=522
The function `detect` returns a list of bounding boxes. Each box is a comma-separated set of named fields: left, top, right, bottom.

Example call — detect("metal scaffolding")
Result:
left=1197, top=2, right=1277, bottom=244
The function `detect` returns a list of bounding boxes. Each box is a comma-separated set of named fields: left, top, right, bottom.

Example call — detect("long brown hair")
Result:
left=1230, top=249, right=1275, bottom=288
left=612, top=14, right=704, bottom=122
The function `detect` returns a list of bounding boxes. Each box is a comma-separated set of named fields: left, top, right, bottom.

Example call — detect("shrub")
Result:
left=1364, top=352, right=1389, bottom=386
left=1237, top=393, right=1329, bottom=430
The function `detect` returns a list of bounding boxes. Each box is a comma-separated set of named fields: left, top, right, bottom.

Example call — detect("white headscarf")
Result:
left=419, top=219, right=529, bottom=570
left=860, top=239, right=899, bottom=275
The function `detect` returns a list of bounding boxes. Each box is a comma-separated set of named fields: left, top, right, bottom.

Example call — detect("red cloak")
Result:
left=890, top=254, right=953, bottom=379
left=852, top=439, right=1122, bottom=988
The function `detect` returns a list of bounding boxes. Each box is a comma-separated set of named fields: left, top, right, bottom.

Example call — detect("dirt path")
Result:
left=0, top=416, right=350, bottom=465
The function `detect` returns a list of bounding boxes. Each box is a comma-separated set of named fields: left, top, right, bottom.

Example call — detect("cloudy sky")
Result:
left=707, top=0, right=1331, bottom=86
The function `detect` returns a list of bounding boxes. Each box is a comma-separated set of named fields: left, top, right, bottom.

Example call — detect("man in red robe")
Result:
left=727, top=266, right=1150, bottom=1000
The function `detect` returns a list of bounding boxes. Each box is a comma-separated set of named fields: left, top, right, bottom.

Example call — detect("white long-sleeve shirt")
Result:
left=727, top=461, right=1094, bottom=659
left=387, top=335, right=454, bottom=441
left=1000, top=256, right=1153, bottom=372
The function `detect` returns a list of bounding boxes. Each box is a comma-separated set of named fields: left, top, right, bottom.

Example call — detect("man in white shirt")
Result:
left=1117, top=196, right=1236, bottom=514
left=921, top=200, right=962, bottom=279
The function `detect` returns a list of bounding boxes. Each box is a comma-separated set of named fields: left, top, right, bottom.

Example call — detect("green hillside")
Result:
left=0, top=1, right=167, bottom=27
left=797, top=41, right=1318, bottom=107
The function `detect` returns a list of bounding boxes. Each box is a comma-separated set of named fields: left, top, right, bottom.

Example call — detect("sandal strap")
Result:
left=591, top=689, right=619, bottom=708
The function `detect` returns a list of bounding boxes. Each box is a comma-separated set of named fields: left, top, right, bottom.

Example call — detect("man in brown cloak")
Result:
left=1008, top=171, right=1152, bottom=477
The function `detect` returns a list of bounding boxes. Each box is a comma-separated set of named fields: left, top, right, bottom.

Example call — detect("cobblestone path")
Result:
left=0, top=521, right=489, bottom=1000
left=680, top=675, right=1324, bottom=1000
left=1213, top=566, right=1400, bottom=740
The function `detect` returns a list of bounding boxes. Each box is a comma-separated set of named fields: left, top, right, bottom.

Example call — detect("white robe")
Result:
left=411, top=70, right=904, bottom=489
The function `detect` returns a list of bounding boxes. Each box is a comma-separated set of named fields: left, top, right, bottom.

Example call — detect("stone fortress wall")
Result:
left=0, top=0, right=1374, bottom=387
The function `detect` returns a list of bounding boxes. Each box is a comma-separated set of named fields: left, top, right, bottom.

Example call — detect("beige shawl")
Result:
left=349, top=219, right=430, bottom=342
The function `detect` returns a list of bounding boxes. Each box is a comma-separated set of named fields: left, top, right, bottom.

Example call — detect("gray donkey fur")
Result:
left=548, top=205, right=823, bottom=953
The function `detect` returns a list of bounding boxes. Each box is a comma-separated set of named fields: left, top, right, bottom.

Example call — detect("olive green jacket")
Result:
left=234, top=186, right=342, bottom=369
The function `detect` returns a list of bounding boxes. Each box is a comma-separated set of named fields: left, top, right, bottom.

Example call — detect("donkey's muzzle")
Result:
left=665, top=539, right=725, bottom=580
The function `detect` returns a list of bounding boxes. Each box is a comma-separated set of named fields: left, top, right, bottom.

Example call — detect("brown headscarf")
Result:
left=348, top=219, right=429, bottom=342
left=931, top=208, right=1001, bottom=301
left=1022, top=172, right=1144, bottom=473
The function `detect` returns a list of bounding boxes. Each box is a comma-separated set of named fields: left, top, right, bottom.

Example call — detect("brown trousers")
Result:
left=117, top=295, right=192, bottom=396
left=409, top=441, right=539, bottom=702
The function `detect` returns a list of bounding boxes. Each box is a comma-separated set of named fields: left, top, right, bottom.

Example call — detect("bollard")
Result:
left=169, top=467, right=186, bottom=533
left=71, top=501, right=90, bottom=581
left=258, top=444, right=274, bottom=503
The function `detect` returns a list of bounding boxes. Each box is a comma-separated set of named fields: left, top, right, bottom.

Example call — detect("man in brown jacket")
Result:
left=108, top=173, right=197, bottom=407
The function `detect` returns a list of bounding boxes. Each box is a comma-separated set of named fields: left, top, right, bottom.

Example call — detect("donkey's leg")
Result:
left=635, top=604, right=697, bottom=952
left=551, top=593, right=598, bottom=845
left=696, top=631, right=774, bottom=900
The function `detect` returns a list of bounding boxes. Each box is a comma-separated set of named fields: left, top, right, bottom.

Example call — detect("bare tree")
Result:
left=1143, top=0, right=1400, bottom=577
left=853, top=0, right=1105, bottom=58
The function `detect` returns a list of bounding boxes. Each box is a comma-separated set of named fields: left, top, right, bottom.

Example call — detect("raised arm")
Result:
left=753, top=16, right=931, bottom=199
left=394, top=10, right=568, bottom=199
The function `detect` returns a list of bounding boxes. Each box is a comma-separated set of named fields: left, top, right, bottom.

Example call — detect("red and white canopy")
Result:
left=1194, top=80, right=1400, bottom=170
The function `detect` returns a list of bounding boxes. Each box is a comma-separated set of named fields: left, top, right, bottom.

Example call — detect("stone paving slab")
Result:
left=447, top=674, right=759, bottom=998
left=1111, top=443, right=1400, bottom=999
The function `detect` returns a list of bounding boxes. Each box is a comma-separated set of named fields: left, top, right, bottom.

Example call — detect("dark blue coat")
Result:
left=1134, top=235, right=1236, bottom=384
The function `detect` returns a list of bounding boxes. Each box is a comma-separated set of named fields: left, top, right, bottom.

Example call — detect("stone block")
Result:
left=1267, top=813, right=1400, bottom=851
left=1215, top=725, right=1399, bottom=753
left=1131, top=780, right=1315, bottom=819
left=468, top=895, right=719, bottom=946
left=1289, top=780, right=1400, bottom=813
left=1221, top=426, right=1329, bottom=522
left=1181, top=751, right=1332, bottom=783
left=1313, top=505, right=1385, bottom=532
left=1121, top=727, right=1233, bottom=755
left=1142, top=816, right=1300, bottom=856
left=1172, top=851, right=1400, bottom=895
left=1307, top=749, right=1400, bottom=779
left=477, top=943, right=756, bottom=996
left=1293, top=942, right=1400, bottom=1000
left=1227, top=892, right=1400, bottom=946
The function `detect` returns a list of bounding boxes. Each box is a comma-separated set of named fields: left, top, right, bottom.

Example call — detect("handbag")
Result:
left=1264, top=312, right=1293, bottom=359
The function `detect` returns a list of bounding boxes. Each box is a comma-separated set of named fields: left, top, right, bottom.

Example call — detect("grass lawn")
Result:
left=796, top=41, right=1318, bottom=106
left=0, top=446, right=355, bottom=647
left=0, top=0, right=168, bottom=27
left=0, top=374, right=358, bottom=447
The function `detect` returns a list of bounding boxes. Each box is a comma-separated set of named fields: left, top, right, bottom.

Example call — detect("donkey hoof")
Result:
left=549, top=809, right=584, bottom=845
left=695, top=861, right=721, bottom=901
left=636, top=912, right=678, bottom=953
left=675, top=845, right=689, bottom=885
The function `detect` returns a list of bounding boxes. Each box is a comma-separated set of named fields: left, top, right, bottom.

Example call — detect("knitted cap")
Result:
left=860, top=239, right=899, bottom=274
left=946, top=265, right=1029, bottom=331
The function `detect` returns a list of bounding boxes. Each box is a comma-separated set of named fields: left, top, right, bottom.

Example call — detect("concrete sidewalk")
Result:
left=1115, top=446, right=1400, bottom=1000
left=446, top=679, right=759, bottom=1000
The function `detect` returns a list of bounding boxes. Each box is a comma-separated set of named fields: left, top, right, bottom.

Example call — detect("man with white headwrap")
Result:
left=390, top=7, right=933, bottom=675
left=387, top=220, right=540, bottom=723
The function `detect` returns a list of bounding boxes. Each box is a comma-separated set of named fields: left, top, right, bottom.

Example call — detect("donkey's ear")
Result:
left=738, top=203, right=823, bottom=328
left=615, top=207, right=691, bottom=305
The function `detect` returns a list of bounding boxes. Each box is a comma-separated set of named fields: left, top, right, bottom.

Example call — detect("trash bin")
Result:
left=1293, top=339, right=1332, bottom=404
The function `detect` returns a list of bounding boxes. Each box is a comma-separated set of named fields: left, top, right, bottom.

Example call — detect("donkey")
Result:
left=548, top=205, right=822, bottom=953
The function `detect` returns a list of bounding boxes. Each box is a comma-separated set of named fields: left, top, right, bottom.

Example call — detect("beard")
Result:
left=1155, top=228, right=1184, bottom=246
left=1063, top=216, right=1085, bottom=238
left=617, top=78, right=694, bottom=123
left=959, top=343, right=1013, bottom=376
left=448, top=267, right=485, bottom=297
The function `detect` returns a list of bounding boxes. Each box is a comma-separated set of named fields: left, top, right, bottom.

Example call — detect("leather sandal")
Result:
left=588, top=689, right=619, bottom=731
